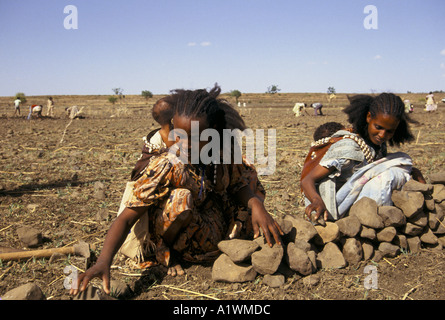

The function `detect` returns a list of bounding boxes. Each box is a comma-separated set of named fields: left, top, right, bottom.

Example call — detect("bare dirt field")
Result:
left=0, top=92, right=444, bottom=301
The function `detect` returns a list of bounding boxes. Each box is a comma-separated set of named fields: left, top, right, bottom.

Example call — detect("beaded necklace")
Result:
left=311, top=134, right=375, bottom=163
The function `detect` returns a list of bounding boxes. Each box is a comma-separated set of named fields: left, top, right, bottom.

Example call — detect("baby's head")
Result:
left=313, top=122, right=345, bottom=141
left=152, top=97, right=174, bottom=127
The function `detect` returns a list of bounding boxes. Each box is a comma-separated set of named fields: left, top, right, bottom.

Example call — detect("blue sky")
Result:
left=0, top=0, right=444, bottom=96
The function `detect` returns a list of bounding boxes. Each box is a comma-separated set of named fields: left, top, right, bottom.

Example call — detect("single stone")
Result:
left=432, top=184, right=445, bottom=203
left=284, top=216, right=318, bottom=242
left=402, top=179, right=433, bottom=194
left=1, top=283, right=46, bottom=300
left=94, top=189, right=107, bottom=200
left=218, top=239, right=259, bottom=263
left=349, top=197, right=384, bottom=229
left=428, top=171, right=445, bottom=184
left=335, top=215, right=361, bottom=237
left=293, top=239, right=311, bottom=252
left=378, top=242, right=400, bottom=258
left=251, top=244, right=283, bottom=275
left=391, top=190, right=424, bottom=218
left=360, top=226, right=376, bottom=240
left=406, top=236, right=422, bottom=253
left=360, top=240, right=374, bottom=260
left=342, top=238, right=363, bottom=265
left=402, top=222, right=424, bottom=236
left=425, top=197, right=436, bottom=211
left=376, top=226, right=397, bottom=243
left=316, top=242, right=347, bottom=269
left=314, top=222, right=340, bottom=244
left=420, top=228, right=438, bottom=245
left=286, top=242, right=313, bottom=276
left=276, top=218, right=293, bottom=236
left=16, top=226, right=43, bottom=248
left=93, top=181, right=105, bottom=191
left=393, top=234, right=408, bottom=251
left=377, top=206, right=406, bottom=227
left=408, top=211, right=428, bottom=227
left=262, top=274, right=285, bottom=288
left=212, top=254, right=257, bottom=283
left=372, top=250, right=384, bottom=262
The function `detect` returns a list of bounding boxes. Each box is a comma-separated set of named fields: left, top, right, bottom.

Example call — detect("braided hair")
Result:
left=170, top=84, right=245, bottom=133
left=343, top=93, right=416, bottom=146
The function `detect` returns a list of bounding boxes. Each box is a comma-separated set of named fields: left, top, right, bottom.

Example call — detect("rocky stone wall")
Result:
left=212, top=172, right=445, bottom=287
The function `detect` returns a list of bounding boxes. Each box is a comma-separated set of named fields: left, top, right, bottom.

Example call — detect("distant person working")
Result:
left=13, top=98, right=21, bottom=116
left=27, top=105, right=43, bottom=119
left=311, top=102, right=323, bottom=116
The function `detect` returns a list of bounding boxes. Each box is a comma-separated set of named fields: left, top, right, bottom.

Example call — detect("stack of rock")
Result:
left=212, top=172, right=445, bottom=286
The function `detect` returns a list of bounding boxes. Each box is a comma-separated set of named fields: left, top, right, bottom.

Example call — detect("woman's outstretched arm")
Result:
left=301, top=164, right=335, bottom=221
left=70, top=206, right=147, bottom=295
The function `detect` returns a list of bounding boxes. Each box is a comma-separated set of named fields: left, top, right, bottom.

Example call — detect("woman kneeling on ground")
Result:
left=70, top=85, right=283, bottom=295
left=301, top=93, right=426, bottom=222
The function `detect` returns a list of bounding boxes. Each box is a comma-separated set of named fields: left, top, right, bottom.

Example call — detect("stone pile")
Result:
left=212, top=171, right=445, bottom=286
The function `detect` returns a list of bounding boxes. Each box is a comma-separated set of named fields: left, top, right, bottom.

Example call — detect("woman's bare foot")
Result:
left=167, top=264, right=185, bottom=276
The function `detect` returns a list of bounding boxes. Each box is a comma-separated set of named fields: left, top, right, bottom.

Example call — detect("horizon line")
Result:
left=1, top=90, right=440, bottom=98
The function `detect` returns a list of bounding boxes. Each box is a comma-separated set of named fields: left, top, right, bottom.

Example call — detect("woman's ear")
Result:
left=366, top=111, right=372, bottom=124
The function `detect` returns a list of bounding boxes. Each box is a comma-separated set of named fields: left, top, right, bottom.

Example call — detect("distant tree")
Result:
left=108, top=96, right=118, bottom=105
left=327, top=87, right=337, bottom=105
left=141, top=90, right=153, bottom=100
left=266, top=85, right=280, bottom=94
left=230, top=90, right=242, bottom=103
left=15, top=92, right=27, bottom=103
left=327, top=87, right=336, bottom=95
left=112, top=88, right=124, bottom=99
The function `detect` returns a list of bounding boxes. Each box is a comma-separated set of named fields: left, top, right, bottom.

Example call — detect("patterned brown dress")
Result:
left=121, top=151, right=265, bottom=267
